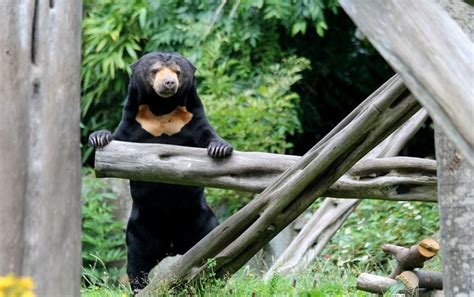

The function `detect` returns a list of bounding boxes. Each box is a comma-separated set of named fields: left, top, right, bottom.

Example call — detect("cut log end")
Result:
left=397, top=271, right=419, bottom=290
left=358, top=272, right=443, bottom=295
left=418, top=238, right=440, bottom=258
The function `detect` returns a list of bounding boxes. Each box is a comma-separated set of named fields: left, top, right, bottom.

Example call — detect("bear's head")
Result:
left=130, top=52, right=196, bottom=100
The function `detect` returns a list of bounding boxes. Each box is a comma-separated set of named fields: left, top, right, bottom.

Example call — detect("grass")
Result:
left=81, top=176, right=440, bottom=296
left=81, top=251, right=442, bottom=296
left=81, top=259, right=385, bottom=296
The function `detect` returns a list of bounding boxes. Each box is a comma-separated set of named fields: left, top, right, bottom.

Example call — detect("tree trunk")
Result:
left=435, top=128, right=474, bottom=295
left=0, top=1, right=82, bottom=296
left=434, top=1, right=474, bottom=295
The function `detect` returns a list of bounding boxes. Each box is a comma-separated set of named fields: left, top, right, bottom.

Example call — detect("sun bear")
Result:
left=88, top=52, right=233, bottom=292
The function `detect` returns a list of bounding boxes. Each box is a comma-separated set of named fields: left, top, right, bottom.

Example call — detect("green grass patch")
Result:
left=81, top=260, right=383, bottom=296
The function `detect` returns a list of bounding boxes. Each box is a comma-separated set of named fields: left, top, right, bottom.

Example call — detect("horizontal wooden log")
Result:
left=397, top=270, right=443, bottom=290
left=357, top=272, right=443, bottom=296
left=96, top=141, right=299, bottom=192
left=95, top=142, right=437, bottom=202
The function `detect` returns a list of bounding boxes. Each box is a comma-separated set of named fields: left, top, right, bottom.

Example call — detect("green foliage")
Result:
left=80, top=2, right=439, bottom=294
left=324, top=200, right=439, bottom=270
left=81, top=0, right=322, bottom=210
left=81, top=170, right=127, bottom=287
left=81, top=0, right=150, bottom=162
left=80, top=0, right=338, bottom=164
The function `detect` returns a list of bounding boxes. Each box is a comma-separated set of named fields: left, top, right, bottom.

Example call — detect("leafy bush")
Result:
left=80, top=0, right=338, bottom=163
left=81, top=170, right=127, bottom=287
left=81, top=0, right=323, bottom=210
left=81, top=0, right=150, bottom=162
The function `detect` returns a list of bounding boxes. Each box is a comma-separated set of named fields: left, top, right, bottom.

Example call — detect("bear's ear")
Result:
left=182, top=57, right=196, bottom=75
left=190, top=61, right=196, bottom=74
left=130, top=61, right=139, bottom=72
left=188, top=61, right=196, bottom=75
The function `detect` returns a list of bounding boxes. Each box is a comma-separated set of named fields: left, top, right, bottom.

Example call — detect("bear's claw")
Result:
left=89, top=130, right=113, bottom=148
left=207, top=141, right=233, bottom=159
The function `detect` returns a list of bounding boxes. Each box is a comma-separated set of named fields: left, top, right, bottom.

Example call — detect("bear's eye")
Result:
left=151, top=66, right=163, bottom=74
left=175, top=69, right=181, bottom=75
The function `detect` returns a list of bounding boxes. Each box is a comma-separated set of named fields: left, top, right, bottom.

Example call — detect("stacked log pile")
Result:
left=357, top=238, right=443, bottom=296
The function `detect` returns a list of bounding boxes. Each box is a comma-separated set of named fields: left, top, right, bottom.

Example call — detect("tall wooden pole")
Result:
left=0, top=1, right=82, bottom=296
left=435, top=0, right=474, bottom=294
left=339, top=0, right=474, bottom=294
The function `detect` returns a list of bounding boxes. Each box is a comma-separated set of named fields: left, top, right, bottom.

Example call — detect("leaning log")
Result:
left=95, top=143, right=437, bottom=202
left=339, top=0, right=474, bottom=165
left=264, top=109, right=429, bottom=278
left=137, top=75, right=421, bottom=295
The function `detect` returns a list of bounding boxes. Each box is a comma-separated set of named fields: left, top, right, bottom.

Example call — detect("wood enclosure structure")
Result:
left=339, top=0, right=473, bottom=294
left=0, top=1, right=82, bottom=296
left=265, top=109, right=430, bottom=278
left=100, top=74, right=427, bottom=295
left=94, top=0, right=473, bottom=295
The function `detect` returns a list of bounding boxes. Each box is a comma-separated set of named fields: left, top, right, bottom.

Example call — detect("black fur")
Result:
left=89, top=52, right=232, bottom=292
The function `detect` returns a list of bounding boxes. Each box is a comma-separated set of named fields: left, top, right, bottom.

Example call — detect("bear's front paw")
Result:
left=88, top=130, right=113, bottom=148
left=207, top=141, right=233, bottom=159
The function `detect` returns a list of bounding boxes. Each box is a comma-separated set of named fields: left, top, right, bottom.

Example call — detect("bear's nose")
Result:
left=163, top=78, right=176, bottom=89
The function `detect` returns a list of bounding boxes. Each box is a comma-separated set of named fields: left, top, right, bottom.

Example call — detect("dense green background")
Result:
left=80, top=0, right=438, bottom=293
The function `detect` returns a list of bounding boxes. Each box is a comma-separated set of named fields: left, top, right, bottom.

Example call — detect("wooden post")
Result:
left=434, top=1, right=474, bottom=295
left=435, top=130, right=474, bottom=294
left=0, top=1, right=82, bottom=296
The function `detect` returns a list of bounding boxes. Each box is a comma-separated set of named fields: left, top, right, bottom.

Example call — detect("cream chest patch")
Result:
left=135, top=105, right=193, bottom=137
